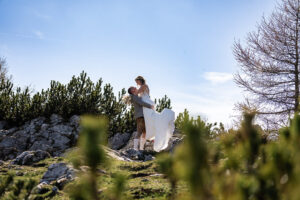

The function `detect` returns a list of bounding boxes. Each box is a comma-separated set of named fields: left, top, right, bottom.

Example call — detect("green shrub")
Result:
left=0, top=71, right=172, bottom=138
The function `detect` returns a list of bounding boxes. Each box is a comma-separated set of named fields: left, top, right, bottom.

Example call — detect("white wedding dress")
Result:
left=139, top=92, right=175, bottom=152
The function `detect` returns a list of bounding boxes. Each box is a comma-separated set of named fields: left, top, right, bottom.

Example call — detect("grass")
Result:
left=0, top=153, right=188, bottom=199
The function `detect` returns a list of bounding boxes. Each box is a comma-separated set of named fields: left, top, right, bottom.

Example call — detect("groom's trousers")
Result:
left=136, top=117, right=146, bottom=139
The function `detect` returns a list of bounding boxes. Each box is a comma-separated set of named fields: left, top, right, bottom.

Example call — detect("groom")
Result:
left=128, top=86, right=154, bottom=150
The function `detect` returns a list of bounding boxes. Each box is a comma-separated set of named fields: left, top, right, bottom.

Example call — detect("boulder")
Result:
left=40, top=162, right=75, bottom=184
left=50, top=114, right=63, bottom=125
left=51, top=133, right=71, bottom=155
left=0, top=121, right=7, bottom=130
left=24, top=117, right=45, bottom=135
left=120, top=148, right=155, bottom=162
left=122, top=131, right=138, bottom=150
left=49, top=125, right=74, bottom=138
left=121, top=148, right=144, bottom=160
left=11, top=150, right=50, bottom=165
left=108, top=132, right=131, bottom=150
left=69, top=115, right=80, bottom=127
left=29, top=139, right=53, bottom=152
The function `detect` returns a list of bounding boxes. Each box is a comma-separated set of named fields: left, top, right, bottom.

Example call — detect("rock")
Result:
left=0, top=115, right=82, bottom=161
left=40, top=163, right=75, bottom=184
left=122, top=131, right=138, bottom=150
left=30, top=140, right=53, bottom=153
left=69, top=115, right=80, bottom=127
left=0, top=130, right=9, bottom=140
left=120, top=148, right=147, bottom=161
left=36, top=181, right=50, bottom=194
left=52, top=186, right=58, bottom=193
left=7, top=127, right=17, bottom=134
left=41, top=123, right=49, bottom=131
left=0, top=137, right=18, bottom=160
left=56, top=177, right=70, bottom=189
left=51, top=133, right=71, bottom=154
left=0, top=160, right=4, bottom=166
left=165, top=136, right=184, bottom=153
left=39, top=129, right=50, bottom=139
left=144, top=154, right=154, bottom=162
left=0, top=136, right=16, bottom=148
left=104, top=146, right=133, bottom=162
left=0, top=121, right=7, bottom=130
left=50, top=114, right=63, bottom=125
left=16, top=171, right=24, bottom=176
left=108, top=132, right=131, bottom=150
left=49, top=125, right=74, bottom=138
left=12, top=150, right=50, bottom=165
left=24, top=117, right=45, bottom=135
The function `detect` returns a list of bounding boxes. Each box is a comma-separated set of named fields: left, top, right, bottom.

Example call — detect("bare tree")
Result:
left=233, top=0, right=300, bottom=129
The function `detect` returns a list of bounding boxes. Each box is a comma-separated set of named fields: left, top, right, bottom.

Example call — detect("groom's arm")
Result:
left=131, top=95, right=153, bottom=109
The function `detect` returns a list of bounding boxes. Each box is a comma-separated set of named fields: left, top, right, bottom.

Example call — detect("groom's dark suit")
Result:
left=130, top=94, right=152, bottom=139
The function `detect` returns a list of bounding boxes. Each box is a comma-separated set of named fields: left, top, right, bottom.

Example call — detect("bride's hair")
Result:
left=135, top=76, right=146, bottom=85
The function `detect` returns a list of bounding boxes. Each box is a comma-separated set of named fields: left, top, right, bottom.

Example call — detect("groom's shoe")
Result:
left=133, top=139, right=139, bottom=150
left=139, top=138, right=146, bottom=150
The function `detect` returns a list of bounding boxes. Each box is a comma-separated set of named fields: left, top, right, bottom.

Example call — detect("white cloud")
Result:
left=33, top=31, right=44, bottom=39
left=165, top=79, right=243, bottom=128
left=203, top=72, right=233, bottom=84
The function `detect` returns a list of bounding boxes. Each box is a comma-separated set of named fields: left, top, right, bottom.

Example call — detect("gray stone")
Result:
left=0, top=160, right=4, bottom=166
left=50, top=125, right=74, bottom=138
left=122, top=131, right=138, bottom=150
left=7, top=127, right=17, bottom=134
left=51, top=133, right=71, bottom=151
left=0, top=130, right=9, bottom=140
left=14, top=130, right=30, bottom=150
left=56, top=177, right=70, bottom=189
left=24, top=117, right=45, bottom=135
left=36, top=181, right=50, bottom=194
left=40, top=123, right=50, bottom=132
left=52, top=186, right=58, bottom=194
left=39, top=129, right=50, bottom=139
left=12, top=150, right=50, bottom=165
left=69, top=115, right=80, bottom=127
left=50, top=114, right=63, bottom=125
left=121, top=148, right=144, bottom=161
left=0, top=121, right=7, bottom=130
left=40, top=163, right=75, bottom=184
left=144, top=154, right=154, bottom=162
left=0, top=115, right=81, bottom=161
left=108, top=132, right=131, bottom=150
left=0, top=136, right=16, bottom=148
left=30, top=140, right=53, bottom=152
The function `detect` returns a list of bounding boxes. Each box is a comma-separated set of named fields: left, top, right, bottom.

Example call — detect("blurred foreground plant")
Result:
left=67, top=115, right=108, bottom=200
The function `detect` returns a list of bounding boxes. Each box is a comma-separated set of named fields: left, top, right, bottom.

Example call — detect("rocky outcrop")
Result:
left=40, top=162, right=75, bottom=184
left=0, top=113, right=183, bottom=163
left=108, top=132, right=131, bottom=150
left=11, top=150, right=50, bottom=165
left=0, top=114, right=80, bottom=161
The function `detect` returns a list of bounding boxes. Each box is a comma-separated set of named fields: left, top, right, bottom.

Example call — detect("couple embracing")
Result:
left=127, top=76, right=175, bottom=152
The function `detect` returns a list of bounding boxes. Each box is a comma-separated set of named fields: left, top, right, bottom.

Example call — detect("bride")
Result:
left=135, top=76, right=175, bottom=152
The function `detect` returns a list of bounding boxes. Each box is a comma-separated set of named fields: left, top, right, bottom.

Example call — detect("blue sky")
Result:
left=0, top=0, right=275, bottom=125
